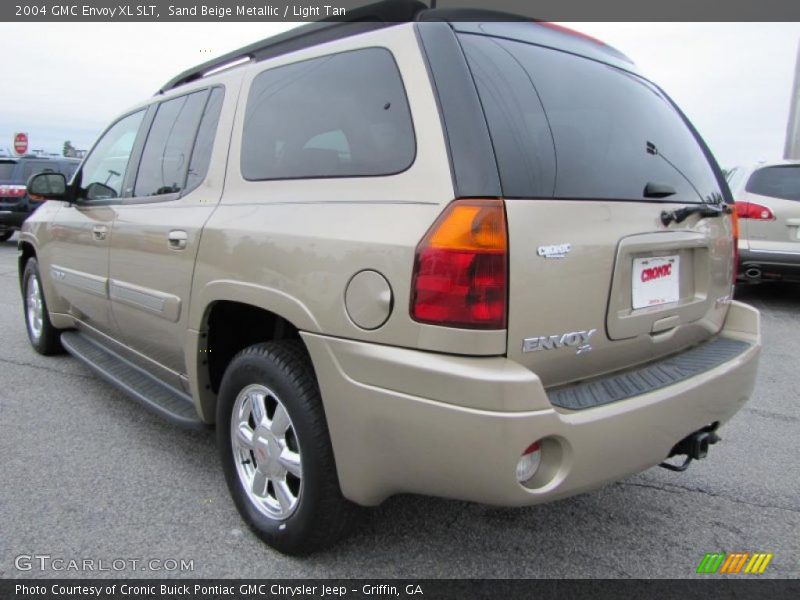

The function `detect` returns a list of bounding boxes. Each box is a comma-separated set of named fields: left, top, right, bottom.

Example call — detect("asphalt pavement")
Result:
left=1, top=233, right=798, bottom=579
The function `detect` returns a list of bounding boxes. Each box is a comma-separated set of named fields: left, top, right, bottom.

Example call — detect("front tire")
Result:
left=217, top=340, right=356, bottom=555
left=22, top=257, right=63, bottom=355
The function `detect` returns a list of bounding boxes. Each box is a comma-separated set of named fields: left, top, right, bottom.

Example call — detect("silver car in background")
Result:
left=727, top=160, right=800, bottom=282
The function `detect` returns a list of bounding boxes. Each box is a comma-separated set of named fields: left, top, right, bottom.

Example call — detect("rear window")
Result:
left=20, top=161, right=58, bottom=181
left=0, top=161, right=16, bottom=179
left=745, top=165, right=800, bottom=201
left=241, top=47, right=415, bottom=180
left=459, top=34, right=722, bottom=203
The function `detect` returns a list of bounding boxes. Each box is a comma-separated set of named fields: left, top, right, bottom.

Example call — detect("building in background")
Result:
left=785, top=40, right=800, bottom=159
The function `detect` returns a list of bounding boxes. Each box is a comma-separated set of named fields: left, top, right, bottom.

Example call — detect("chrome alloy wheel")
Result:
left=26, top=275, right=44, bottom=343
left=231, top=384, right=303, bottom=520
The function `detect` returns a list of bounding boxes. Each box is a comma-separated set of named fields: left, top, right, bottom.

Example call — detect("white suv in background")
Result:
left=727, top=160, right=800, bottom=283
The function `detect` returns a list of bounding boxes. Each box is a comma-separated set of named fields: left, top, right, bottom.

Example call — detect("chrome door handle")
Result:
left=92, top=225, right=108, bottom=241
left=168, top=230, right=188, bottom=250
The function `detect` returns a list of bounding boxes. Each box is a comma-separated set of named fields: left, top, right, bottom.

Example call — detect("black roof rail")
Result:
left=156, top=0, right=429, bottom=94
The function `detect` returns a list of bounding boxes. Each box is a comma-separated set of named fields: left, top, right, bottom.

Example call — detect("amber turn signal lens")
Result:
left=411, top=199, right=508, bottom=330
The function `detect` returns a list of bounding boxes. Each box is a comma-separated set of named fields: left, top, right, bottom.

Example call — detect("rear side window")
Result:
left=185, top=87, right=224, bottom=192
left=460, top=34, right=722, bottom=203
left=134, top=90, right=207, bottom=197
left=241, top=47, right=415, bottom=180
left=745, top=165, right=800, bottom=201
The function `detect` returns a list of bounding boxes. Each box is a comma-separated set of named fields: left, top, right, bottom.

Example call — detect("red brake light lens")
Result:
left=735, top=201, right=775, bottom=220
left=411, top=199, right=508, bottom=330
left=0, top=185, right=27, bottom=198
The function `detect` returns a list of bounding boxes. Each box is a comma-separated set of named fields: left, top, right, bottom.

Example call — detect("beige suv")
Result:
left=19, top=7, right=761, bottom=555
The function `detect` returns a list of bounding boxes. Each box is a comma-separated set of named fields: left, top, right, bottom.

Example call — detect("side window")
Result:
left=79, top=110, right=145, bottom=201
left=241, top=47, right=415, bottom=180
left=134, top=91, right=207, bottom=197
left=185, top=87, right=225, bottom=192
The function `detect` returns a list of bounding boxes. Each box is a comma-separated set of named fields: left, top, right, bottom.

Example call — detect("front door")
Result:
left=46, top=110, right=145, bottom=335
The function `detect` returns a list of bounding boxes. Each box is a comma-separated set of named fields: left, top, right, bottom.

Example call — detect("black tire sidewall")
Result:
left=22, top=257, right=60, bottom=354
left=216, top=345, right=335, bottom=554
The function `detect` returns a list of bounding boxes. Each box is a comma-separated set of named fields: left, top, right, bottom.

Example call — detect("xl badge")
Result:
left=522, top=329, right=597, bottom=355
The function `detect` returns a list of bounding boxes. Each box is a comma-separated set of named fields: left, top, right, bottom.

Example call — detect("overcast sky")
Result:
left=0, top=22, right=798, bottom=168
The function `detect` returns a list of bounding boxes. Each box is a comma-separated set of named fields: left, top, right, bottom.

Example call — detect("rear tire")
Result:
left=0, top=230, right=13, bottom=243
left=22, top=257, right=63, bottom=355
left=217, top=340, right=357, bottom=555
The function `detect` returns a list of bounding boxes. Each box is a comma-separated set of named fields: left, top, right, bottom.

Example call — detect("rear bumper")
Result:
left=739, top=248, right=800, bottom=281
left=0, top=208, right=28, bottom=229
left=303, top=301, right=761, bottom=507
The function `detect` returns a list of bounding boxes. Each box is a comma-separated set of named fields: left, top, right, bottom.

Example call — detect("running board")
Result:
left=60, top=331, right=207, bottom=429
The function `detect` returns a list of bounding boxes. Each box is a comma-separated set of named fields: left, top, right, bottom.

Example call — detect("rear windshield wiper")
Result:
left=660, top=203, right=731, bottom=226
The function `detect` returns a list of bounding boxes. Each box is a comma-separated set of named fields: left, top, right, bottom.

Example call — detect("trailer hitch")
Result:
left=659, top=425, right=721, bottom=472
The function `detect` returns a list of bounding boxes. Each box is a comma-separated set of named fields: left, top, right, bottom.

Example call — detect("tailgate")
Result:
left=456, top=24, right=736, bottom=387
left=505, top=200, right=735, bottom=387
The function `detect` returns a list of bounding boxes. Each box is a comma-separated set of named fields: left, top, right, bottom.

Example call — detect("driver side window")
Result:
left=79, top=110, right=145, bottom=201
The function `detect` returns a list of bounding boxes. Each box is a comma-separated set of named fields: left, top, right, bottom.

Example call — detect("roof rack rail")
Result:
left=156, top=0, right=429, bottom=95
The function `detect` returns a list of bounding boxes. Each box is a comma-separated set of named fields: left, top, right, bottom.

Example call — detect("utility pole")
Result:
left=785, top=40, right=800, bottom=159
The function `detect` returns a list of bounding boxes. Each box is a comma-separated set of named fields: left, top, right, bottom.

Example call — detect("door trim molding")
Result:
left=109, top=279, right=182, bottom=322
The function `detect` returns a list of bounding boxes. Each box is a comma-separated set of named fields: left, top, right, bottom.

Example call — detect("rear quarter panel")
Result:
left=190, top=24, right=506, bottom=355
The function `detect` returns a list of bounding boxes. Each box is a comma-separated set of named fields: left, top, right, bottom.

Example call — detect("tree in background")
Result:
left=63, top=140, right=76, bottom=158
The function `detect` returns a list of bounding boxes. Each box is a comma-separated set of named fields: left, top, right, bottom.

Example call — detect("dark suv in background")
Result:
left=0, top=156, right=79, bottom=241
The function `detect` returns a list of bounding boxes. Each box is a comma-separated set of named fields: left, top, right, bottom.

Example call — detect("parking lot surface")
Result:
left=1, top=234, right=798, bottom=579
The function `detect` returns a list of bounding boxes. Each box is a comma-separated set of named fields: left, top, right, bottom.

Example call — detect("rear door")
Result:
left=741, top=164, right=800, bottom=253
left=459, top=26, right=735, bottom=387
left=108, top=86, right=226, bottom=381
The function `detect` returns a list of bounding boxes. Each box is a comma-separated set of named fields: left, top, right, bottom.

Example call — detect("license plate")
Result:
left=632, top=255, right=680, bottom=309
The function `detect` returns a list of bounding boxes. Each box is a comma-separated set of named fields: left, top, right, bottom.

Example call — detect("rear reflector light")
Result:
left=735, top=201, right=774, bottom=220
left=516, top=441, right=542, bottom=484
left=0, top=185, right=26, bottom=198
left=410, top=198, right=508, bottom=329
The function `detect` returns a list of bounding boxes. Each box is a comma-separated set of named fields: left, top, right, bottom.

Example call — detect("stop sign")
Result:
left=13, top=132, right=28, bottom=155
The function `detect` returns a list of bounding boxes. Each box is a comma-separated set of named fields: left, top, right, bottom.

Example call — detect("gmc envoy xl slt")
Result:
left=19, top=2, right=761, bottom=554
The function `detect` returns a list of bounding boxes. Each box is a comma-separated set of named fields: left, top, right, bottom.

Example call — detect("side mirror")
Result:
left=27, top=172, right=68, bottom=202
left=84, top=181, right=118, bottom=200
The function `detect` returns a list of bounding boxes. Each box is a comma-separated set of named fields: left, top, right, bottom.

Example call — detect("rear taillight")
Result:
left=411, top=198, right=508, bottom=329
left=730, top=207, right=740, bottom=284
left=0, top=185, right=26, bottom=198
left=735, top=201, right=775, bottom=220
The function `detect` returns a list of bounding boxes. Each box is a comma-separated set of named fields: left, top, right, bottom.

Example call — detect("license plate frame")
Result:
left=632, top=255, right=680, bottom=310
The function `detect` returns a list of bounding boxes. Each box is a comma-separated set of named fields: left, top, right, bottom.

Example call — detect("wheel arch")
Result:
left=188, top=292, right=320, bottom=424
left=17, top=240, right=36, bottom=290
